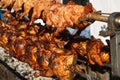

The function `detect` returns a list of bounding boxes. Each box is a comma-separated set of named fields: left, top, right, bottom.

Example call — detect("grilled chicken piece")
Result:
left=51, top=54, right=76, bottom=80
left=87, top=39, right=110, bottom=66
left=70, top=37, right=110, bottom=66
left=43, top=3, right=95, bottom=36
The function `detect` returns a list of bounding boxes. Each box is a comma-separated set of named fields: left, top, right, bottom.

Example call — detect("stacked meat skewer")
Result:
left=0, top=20, right=78, bottom=80
left=0, top=0, right=110, bottom=80
left=0, top=0, right=95, bottom=35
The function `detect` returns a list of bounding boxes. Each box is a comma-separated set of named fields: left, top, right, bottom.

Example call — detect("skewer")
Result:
left=86, top=13, right=108, bottom=22
left=85, top=12, right=120, bottom=25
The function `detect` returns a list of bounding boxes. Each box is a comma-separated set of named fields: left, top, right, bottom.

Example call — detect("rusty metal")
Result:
left=85, top=13, right=120, bottom=25
left=86, top=13, right=108, bottom=22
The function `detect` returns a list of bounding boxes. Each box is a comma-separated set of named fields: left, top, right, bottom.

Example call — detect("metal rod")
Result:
left=86, top=13, right=120, bottom=25
left=86, top=13, right=109, bottom=22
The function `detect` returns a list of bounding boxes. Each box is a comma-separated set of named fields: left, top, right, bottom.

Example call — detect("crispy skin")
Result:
left=71, top=38, right=110, bottom=66
left=43, top=3, right=95, bottom=36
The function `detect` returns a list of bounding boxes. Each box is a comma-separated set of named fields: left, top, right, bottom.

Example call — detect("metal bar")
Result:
left=86, top=13, right=120, bottom=25
left=86, top=13, right=108, bottom=22
left=110, top=31, right=120, bottom=79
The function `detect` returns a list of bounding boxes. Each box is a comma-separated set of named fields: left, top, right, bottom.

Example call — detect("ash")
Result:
left=0, top=47, right=55, bottom=80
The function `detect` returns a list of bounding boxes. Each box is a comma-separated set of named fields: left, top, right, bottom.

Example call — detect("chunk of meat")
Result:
left=71, top=38, right=110, bottom=66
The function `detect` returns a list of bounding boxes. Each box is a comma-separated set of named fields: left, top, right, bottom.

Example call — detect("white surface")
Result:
left=89, top=0, right=120, bottom=45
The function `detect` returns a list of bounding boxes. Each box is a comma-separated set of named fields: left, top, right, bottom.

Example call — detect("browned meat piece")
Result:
left=42, top=3, right=95, bottom=37
left=71, top=38, right=110, bottom=66
left=51, top=54, right=76, bottom=80
left=87, top=39, right=105, bottom=66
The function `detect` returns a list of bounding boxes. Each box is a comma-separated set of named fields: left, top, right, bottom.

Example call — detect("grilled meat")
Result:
left=0, top=1, right=110, bottom=79
left=0, top=0, right=95, bottom=35
left=0, top=21, right=77, bottom=80
left=0, top=18, right=110, bottom=79
left=70, top=37, right=110, bottom=66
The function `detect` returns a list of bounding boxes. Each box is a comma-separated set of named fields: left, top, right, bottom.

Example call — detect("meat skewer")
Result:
left=0, top=0, right=95, bottom=35
left=0, top=20, right=78, bottom=80
left=0, top=1, right=110, bottom=79
left=0, top=19, right=110, bottom=79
